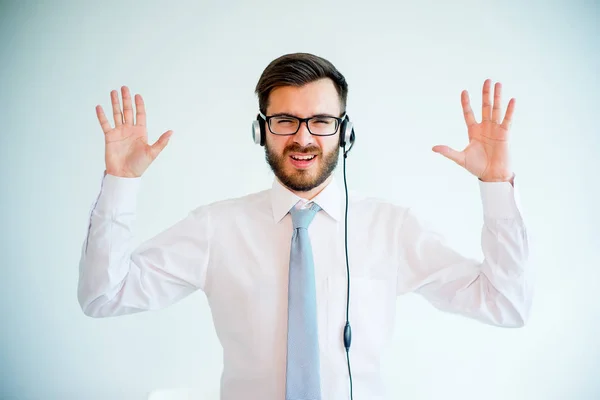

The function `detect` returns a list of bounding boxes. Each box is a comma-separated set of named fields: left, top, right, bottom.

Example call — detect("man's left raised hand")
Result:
left=433, top=79, right=516, bottom=184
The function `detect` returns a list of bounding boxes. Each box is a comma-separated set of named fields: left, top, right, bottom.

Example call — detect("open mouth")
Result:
left=289, top=154, right=317, bottom=169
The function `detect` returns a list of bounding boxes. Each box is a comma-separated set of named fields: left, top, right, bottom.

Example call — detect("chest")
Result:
left=204, top=212, right=401, bottom=365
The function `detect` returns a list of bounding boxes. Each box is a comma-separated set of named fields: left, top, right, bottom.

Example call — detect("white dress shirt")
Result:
left=78, top=171, right=532, bottom=400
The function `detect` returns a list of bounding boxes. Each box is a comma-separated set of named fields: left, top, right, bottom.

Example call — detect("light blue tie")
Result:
left=286, top=201, right=322, bottom=400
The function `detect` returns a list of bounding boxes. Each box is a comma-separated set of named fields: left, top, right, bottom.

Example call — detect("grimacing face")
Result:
left=264, top=78, right=342, bottom=194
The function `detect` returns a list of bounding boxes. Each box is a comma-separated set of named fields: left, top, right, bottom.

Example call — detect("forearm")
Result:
left=451, top=179, right=531, bottom=326
left=476, top=209, right=531, bottom=326
left=77, top=173, right=145, bottom=317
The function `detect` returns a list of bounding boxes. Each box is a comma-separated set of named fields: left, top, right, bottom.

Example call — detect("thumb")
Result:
left=432, top=145, right=465, bottom=167
left=150, top=130, right=173, bottom=158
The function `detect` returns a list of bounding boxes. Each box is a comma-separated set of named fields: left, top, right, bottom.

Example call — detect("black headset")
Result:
left=252, top=112, right=356, bottom=399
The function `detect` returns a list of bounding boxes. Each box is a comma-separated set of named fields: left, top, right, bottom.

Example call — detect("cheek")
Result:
left=320, top=137, right=339, bottom=153
left=266, top=136, right=286, bottom=153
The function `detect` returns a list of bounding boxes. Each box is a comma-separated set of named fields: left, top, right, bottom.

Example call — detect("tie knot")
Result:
left=289, top=202, right=321, bottom=229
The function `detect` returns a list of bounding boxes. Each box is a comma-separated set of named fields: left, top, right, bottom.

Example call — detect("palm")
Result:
left=105, top=124, right=152, bottom=177
left=433, top=79, right=515, bottom=182
left=96, top=86, right=172, bottom=178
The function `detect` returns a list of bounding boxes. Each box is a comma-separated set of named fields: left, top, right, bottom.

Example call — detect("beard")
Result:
left=265, top=142, right=339, bottom=192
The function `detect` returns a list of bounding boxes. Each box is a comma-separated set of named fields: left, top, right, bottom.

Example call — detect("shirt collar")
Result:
left=270, top=175, right=342, bottom=223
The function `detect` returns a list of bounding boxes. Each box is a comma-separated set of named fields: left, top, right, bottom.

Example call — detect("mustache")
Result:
left=284, top=145, right=322, bottom=155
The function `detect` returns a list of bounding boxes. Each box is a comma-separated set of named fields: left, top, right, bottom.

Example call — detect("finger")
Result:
left=501, top=98, right=516, bottom=131
left=111, top=89, right=123, bottom=127
left=96, top=105, right=112, bottom=134
left=481, top=79, right=492, bottom=122
left=461, top=90, right=477, bottom=128
left=432, top=145, right=465, bottom=168
left=122, top=86, right=134, bottom=125
left=135, top=94, right=146, bottom=127
left=150, top=130, right=173, bottom=158
left=492, top=82, right=502, bottom=124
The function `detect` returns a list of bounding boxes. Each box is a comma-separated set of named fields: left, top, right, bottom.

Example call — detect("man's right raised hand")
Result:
left=96, top=86, right=173, bottom=178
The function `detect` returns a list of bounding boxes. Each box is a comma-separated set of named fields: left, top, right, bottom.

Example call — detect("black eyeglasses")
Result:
left=259, top=111, right=346, bottom=136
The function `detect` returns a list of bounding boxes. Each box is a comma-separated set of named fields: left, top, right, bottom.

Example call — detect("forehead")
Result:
left=266, top=78, right=341, bottom=117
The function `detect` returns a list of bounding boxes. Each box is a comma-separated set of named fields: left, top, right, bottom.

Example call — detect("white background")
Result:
left=1, top=0, right=599, bottom=399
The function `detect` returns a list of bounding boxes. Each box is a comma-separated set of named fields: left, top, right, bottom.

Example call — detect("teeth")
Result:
left=291, top=155, right=315, bottom=160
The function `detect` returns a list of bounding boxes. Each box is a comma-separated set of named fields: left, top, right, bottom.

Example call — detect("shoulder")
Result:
left=348, top=189, right=411, bottom=220
left=188, top=188, right=271, bottom=219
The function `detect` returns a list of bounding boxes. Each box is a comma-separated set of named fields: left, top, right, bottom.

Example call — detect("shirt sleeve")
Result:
left=77, top=171, right=211, bottom=318
left=396, top=177, right=533, bottom=328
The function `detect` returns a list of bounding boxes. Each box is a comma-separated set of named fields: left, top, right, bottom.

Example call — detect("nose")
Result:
left=293, top=120, right=314, bottom=147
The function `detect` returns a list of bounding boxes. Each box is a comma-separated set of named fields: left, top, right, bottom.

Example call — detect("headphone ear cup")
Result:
left=340, top=118, right=354, bottom=148
left=339, top=119, right=347, bottom=148
left=252, top=119, right=261, bottom=145
left=252, top=114, right=266, bottom=146
left=259, top=118, right=266, bottom=146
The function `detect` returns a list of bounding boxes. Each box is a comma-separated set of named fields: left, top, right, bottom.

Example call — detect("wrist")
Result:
left=105, top=169, right=140, bottom=179
left=479, top=172, right=515, bottom=186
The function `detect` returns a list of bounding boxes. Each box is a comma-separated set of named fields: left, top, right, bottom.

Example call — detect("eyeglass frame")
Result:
left=258, top=111, right=347, bottom=136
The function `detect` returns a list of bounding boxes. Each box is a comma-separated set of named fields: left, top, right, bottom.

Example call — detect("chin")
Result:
left=283, top=172, right=321, bottom=192
left=265, top=144, right=339, bottom=192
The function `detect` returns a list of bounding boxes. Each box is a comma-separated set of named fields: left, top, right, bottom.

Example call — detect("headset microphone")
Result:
left=252, top=113, right=356, bottom=399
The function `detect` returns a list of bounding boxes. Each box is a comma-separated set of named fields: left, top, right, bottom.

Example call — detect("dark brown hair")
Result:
left=254, top=52, right=349, bottom=115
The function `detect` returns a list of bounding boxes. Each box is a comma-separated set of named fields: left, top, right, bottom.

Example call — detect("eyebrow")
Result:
left=268, top=112, right=339, bottom=118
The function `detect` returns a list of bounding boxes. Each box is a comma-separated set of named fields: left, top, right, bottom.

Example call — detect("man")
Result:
left=78, top=53, right=532, bottom=400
